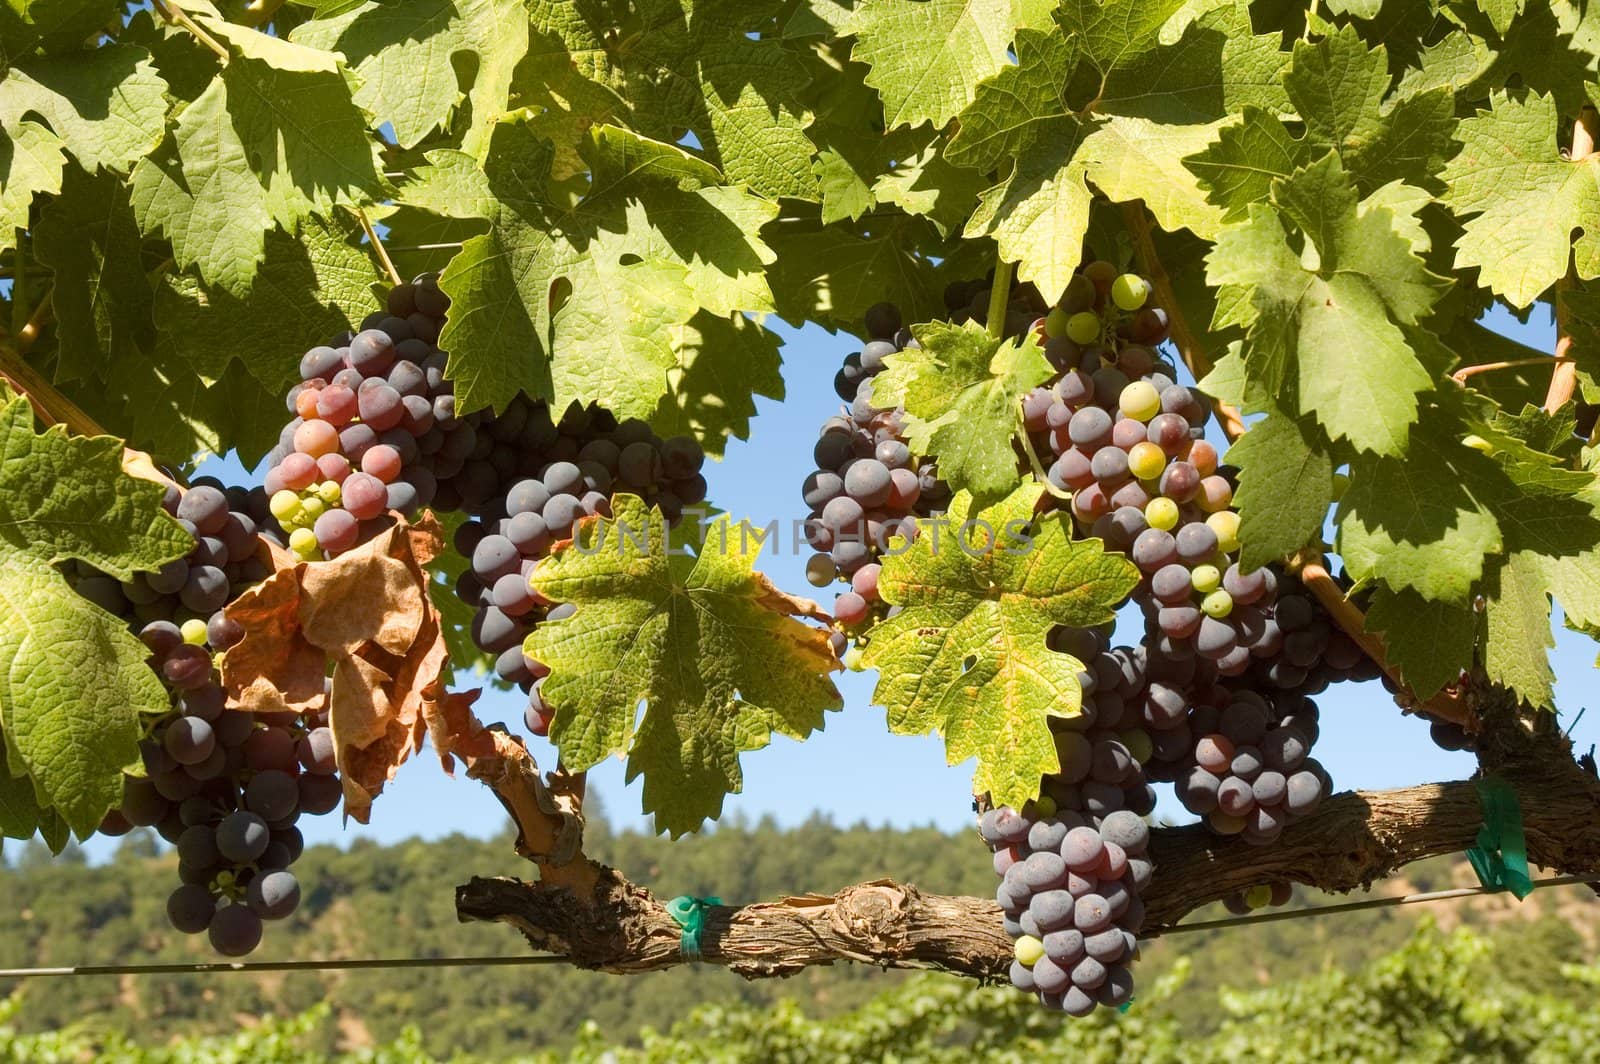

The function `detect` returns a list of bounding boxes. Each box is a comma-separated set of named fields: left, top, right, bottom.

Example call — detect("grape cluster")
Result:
left=75, top=484, right=340, bottom=956
left=978, top=625, right=1161, bottom=1015
left=262, top=274, right=477, bottom=560
left=447, top=401, right=706, bottom=737
left=803, top=264, right=1391, bottom=1016
left=1170, top=687, right=1331, bottom=846
left=801, top=301, right=952, bottom=641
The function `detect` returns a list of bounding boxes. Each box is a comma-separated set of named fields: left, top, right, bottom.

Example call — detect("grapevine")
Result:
left=0, top=0, right=1595, bottom=1012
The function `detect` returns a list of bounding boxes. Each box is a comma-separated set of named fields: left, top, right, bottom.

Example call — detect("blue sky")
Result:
left=64, top=301, right=1599, bottom=859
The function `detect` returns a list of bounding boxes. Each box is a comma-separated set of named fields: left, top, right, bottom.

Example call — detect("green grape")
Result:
left=1118, top=380, right=1161, bottom=422
left=1206, top=510, right=1241, bottom=553
left=1191, top=564, right=1222, bottom=594
left=1044, top=306, right=1071, bottom=338
left=1112, top=273, right=1150, bottom=311
left=1201, top=588, right=1233, bottom=618
left=269, top=490, right=301, bottom=523
left=1065, top=311, right=1101, bottom=345
left=1145, top=497, right=1179, bottom=531
left=289, top=527, right=319, bottom=558
left=314, top=480, right=342, bottom=505
left=180, top=618, right=209, bottom=646
left=1127, top=442, right=1166, bottom=481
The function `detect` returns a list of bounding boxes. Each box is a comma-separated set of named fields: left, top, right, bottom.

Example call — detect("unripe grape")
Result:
left=1145, top=497, right=1179, bottom=531
left=1117, top=380, right=1160, bottom=422
left=1065, top=311, right=1101, bottom=344
left=1111, top=273, right=1150, bottom=311
left=1126, top=441, right=1165, bottom=481
left=1206, top=510, right=1241, bottom=553
left=1191, top=564, right=1222, bottom=594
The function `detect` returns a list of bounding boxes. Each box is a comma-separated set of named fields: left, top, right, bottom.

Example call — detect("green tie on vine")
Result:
left=1466, top=777, right=1533, bottom=900
left=667, top=896, right=723, bottom=961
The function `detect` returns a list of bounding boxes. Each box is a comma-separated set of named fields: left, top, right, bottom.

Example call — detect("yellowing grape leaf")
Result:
left=861, top=485, right=1139, bottom=810
left=525, top=495, right=841, bottom=837
left=0, top=391, right=192, bottom=842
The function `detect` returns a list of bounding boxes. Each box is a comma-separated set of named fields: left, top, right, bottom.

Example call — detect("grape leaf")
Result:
left=1484, top=549, right=1556, bottom=708
left=814, top=149, right=876, bottom=224
left=872, top=319, right=1049, bottom=504
left=1283, top=26, right=1456, bottom=193
left=1183, top=106, right=1309, bottom=223
left=1206, top=152, right=1445, bottom=454
left=147, top=214, right=383, bottom=393
left=526, top=495, right=842, bottom=836
left=0, top=45, right=168, bottom=172
left=650, top=312, right=784, bottom=458
left=844, top=0, right=1019, bottom=130
left=1226, top=411, right=1334, bottom=570
left=951, top=9, right=1255, bottom=300
left=1441, top=91, right=1600, bottom=308
left=0, top=392, right=192, bottom=838
left=871, top=142, right=988, bottom=238
left=765, top=217, right=944, bottom=334
left=291, top=0, right=528, bottom=153
left=0, top=121, right=63, bottom=254
left=965, top=123, right=1094, bottom=305
left=1337, top=398, right=1600, bottom=603
left=421, top=122, right=777, bottom=419
left=31, top=166, right=153, bottom=384
left=532, top=0, right=820, bottom=200
left=1363, top=584, right=1475, bottom=702
left=861, top=484, right=1139, bottom=810
left=0, top=764, right=49, bottom=843
left=129, top=32, right=385, bottom=295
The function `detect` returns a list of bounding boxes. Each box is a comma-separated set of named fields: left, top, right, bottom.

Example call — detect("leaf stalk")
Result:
left=985, top=259, right=1012, bottom=341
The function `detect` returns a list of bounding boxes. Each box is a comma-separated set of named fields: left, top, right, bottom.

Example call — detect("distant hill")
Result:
left=2, top=811, right=1594, bottom=1059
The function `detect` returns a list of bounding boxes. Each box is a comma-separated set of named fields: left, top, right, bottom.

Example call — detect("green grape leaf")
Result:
left=870, top=142, right=988, bottom=237
left=291, top=0, right=528, bottom=153
left=952, top=9, right=1253, bottom=302
left=532, top=0, right=819, bottom=200
left=31, top=166, right=153, bottom=384
left=965, top=122, right=1094, bottom=305
left=1283, top=27, right=1456, bottom=193
left=874, top=320, right=1049, bottom=505
left=0, top=45, right=168, bottom=172
left=1206, top=152, right=1445, bottom=454
left=1080, top=116, right=1228, bottom=241
left=148, top=214, right=383, bottom=393
left=814, top=149, right=876, bottom=224
left=0, top=392, right=192, bottom=837
left=129, top=37, right=385, bottom=295
left=0, top=763, right=49, bottom=843
left=1558, top=284, right=1600, bottom=402
left=1056, top=0, right=1184, bottom=79
left=944, top=27, right=1075, bottom=172
left=1441, top=91, right=1600, bottom=308
left=0, top=121, right=64, bottom=254
left=421, top=122, right=777, bottom=418
left=1363, top=584, right=1475, bottom=702
left=844, top=0, right=1019, bottom=130
left=765, top=218, right=944, bottom=334
left=650, top=312, right=784, bottom=459
left=1093, top=4, right=1291, bottom=124
left=1183, top=106, right=1308, bottom=223
left=1226, top=411, right=1333, bottom=570
left=861, top=485, right=1139, bottom=810
left=1483, top=550, right=1556, bottom=708
left=1337, top=398, right=1600, bottom=603
left=526, top=494, right=841, bottom=836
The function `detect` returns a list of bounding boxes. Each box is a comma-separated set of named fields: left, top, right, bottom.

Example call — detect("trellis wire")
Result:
left=0, top=874, right=1592, bottom=979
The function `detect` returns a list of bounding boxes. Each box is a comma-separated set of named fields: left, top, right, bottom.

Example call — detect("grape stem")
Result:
left=1292, top=553, right=1473, bottom=728
left=1118, top=202, right=1247, bottom=441
left=985, top=259, right=1012, bottom=340
left=0, top=283, right=110, bottom=436
left=353, top=206, right=404, bottom=289
left=1016, top=405, right=1071, bottom=501
left=1545, top=110, right=1598, bottom=413
left=151, top=0, right=230, bottom=61
left=1453, top=355, right=1574, bottom=384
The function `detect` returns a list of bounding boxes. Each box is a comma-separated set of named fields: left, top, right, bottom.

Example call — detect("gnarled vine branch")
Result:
left=456, top=700, right=1600, bottom=980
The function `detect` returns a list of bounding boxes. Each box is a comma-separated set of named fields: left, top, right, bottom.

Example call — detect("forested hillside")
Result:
left=4, top=815, right=1594, bottom=1059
